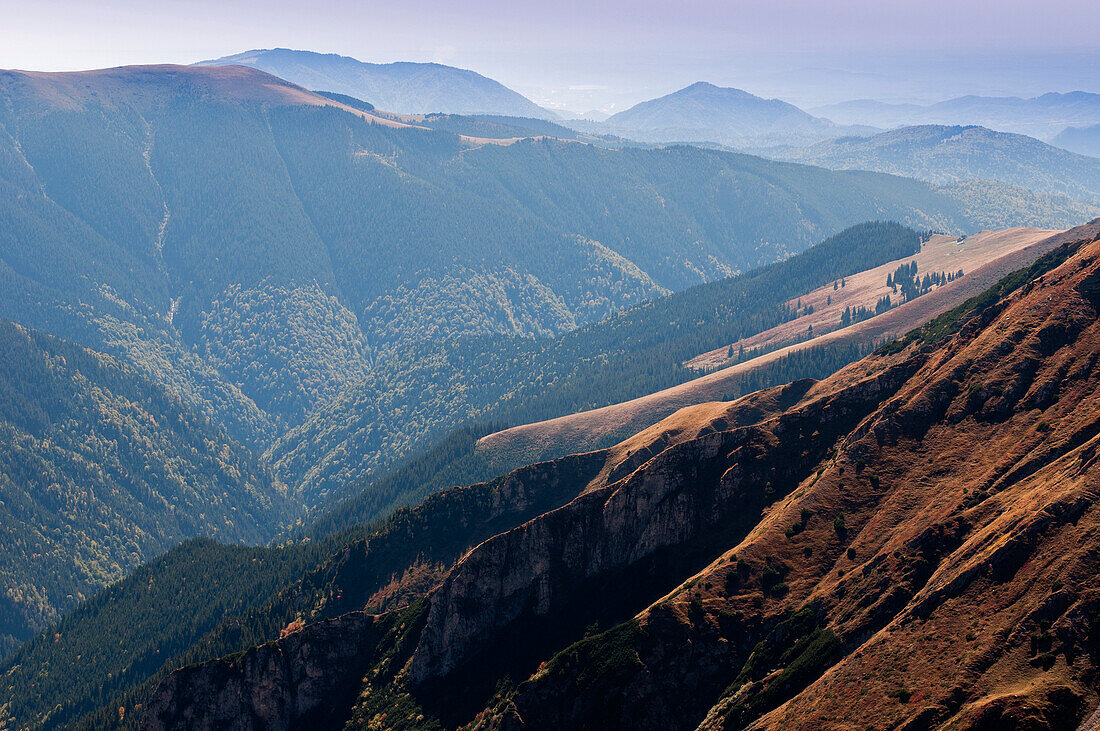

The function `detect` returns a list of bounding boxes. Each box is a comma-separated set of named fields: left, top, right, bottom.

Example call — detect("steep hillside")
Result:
left=477, top=224, right=1088, bottom=468
left=0, top=319, right=293, bottom=657
left=767, top=125, right=1100, bottom=204
left=812, top=90, right=1100, bottom=139
left=605, top=82, right=869, bottom=147
left=197, top=49, right=554, bottom=118
left=1052, top=123, right=1100, bottom=157
left=137, top=225, right=1100, bottom=730
left=688, top=228, right=1060, bottom=370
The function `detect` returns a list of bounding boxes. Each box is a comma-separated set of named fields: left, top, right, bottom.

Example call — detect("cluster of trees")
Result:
left=887, top=261, right=964, bottom=302
left=0, top=538, right=323, bottom=730
left=838, top=261, right=967, bottom=328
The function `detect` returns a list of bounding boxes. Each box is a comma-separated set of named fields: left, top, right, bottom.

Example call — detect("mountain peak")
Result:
left=606, top=81, right=851, bottom=146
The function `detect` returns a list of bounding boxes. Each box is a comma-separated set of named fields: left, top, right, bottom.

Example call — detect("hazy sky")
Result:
left=3, top=0, right=1098, bottom=111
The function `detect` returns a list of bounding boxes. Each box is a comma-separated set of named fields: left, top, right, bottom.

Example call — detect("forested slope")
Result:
left=5, top=228, right=1096, bottom=731
left=0, top=319, right=294, bottom=656
left=0, top=64, right=1096, bottom=688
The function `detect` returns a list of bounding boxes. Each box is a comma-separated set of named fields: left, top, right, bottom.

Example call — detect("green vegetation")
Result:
left=0, top=538, right=322, bottom=729
left=718, top=606, right=843, bottom=725
left=0, top=319, right=294, bottom=655
left=301, top=422, right=508, bottom=540
left=0, top=70, right=1092, bottom=730
left=834, top=515, right=848, bottom=539
left=0, top=437, right=602, bottom=730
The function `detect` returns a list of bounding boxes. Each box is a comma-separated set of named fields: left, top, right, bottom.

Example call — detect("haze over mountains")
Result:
left=766, top=125, right=1100, bottom=204
left=811, top=91, right=1100, bottom=141
left=197, top=48, right=556, bottom=118
left=6, top=61, right=1076, bottom=649
left=600, top=81, right=874, bottom=147
left=1, top=41, right=1100, bottom=731
left=1053, top=123, right=1100, bottom=157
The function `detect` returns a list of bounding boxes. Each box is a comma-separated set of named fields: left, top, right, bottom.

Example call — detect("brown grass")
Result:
left=478, top=226, right=1075, bottom=466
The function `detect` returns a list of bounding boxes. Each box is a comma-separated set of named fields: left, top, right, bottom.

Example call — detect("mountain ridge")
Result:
left=764, top=124, right=1100, bottom=204
left=811, top=90, right=1100, bottom=139
left=196, top=48, right=556, bottom=118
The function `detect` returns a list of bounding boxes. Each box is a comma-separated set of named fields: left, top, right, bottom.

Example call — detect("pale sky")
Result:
left=2, top=0, right=1098, bottom=111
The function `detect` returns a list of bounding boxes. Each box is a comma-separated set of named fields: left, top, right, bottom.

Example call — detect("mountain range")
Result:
left=811, top=91, right=1100, bottom=140
left=0, top=62, right=1096, bottom=652
left=764, top=125, right=1100, bottom=204
left=600, top=81, right=875, bottom=147
left=2, top=54, right=1100, bottom=731
left=197, top=48, right=556, bottom=118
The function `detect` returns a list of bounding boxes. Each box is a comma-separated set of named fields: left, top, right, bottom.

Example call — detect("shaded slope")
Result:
left=1, top=63, right=1045, bottom=461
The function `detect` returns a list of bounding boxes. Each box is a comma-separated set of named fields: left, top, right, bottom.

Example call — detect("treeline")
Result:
left=478, top=221, right=923, bottom=426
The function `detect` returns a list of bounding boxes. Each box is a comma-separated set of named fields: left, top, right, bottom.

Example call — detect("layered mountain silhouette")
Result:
left=767, top=125, right=1100, bottom=204
left=197, top=48, right=555, bottom=118
left=812, top=91, right=1100, bottom=140
left=0, top=64, right=1049, bottom=479
left=1053, top=123, right=1100, bottom=158
left=3, top=57, right=1100, bottom=731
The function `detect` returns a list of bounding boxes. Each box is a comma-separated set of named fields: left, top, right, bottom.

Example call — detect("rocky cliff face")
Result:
left=143, top=227, right=1100, bottom=730
left=143, top=612, right=380, bottom=731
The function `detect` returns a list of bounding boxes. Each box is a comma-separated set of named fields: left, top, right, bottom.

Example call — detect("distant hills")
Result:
left=197, top=48, right=556, bottom=118
left=766, top=125, right=1100, bottom=204
left=812, top=91, right=1100, bottom=139
left=602, top=81, right=874, bottom=147
left=1052, top=122, right=1100, bottom=157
